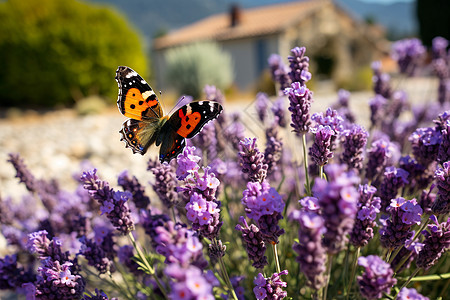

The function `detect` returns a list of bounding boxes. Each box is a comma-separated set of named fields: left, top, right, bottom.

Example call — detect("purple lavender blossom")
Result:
left=357, top=255, right=397, bottom=300
left=340, top=124, right=369, bottom=171
left=365, top=139, right=396, bottom=183
left=175, top=146, right=201, bottom=180
left=284, top=81, right=313, bottom=135
left=438, top=120, right=450, bottom=164
left=287, top=46, right=311, bottom=84
left=419, top=184, right=436, bottom=215
left=32, top=260, right=85, bottom=300
left=391, top=38, right=426, bottom=76
left=235, top=216, right=268, bottom=269
left=432, top=36, right=449, bottom=60
left=255, top=92, right=270, bottom=123
left=79, top=236, right=115, bottom=274
left=378, top=166, right=409, bottom=212
left=417, top=215, right=450, bottom=270
left=271, top=97, right=287, bottom=127
left=390, top=232, right=423, bottom=273
left=409, top=127, right=442, bottom=166
left=148, top=160, right=179, bottom=208
left=350, top=185, right=381, bottom=247
left=311, top=107, right=344, bottom=136
left=397, top=287, right=429, bottom=300
left=299, top=196, right=320, bottom=212
left=8, top=153, right=38, bottom=192
left=313, top=164, right=359, bottom=253
left=268, top=54, right=291, bottom=93
left=117, top=170, right=150, bottom=209
left=238, top=138, right=268, bottom=183
left=118, top=245, right=142, bottom=276
left=0, top=254, right=35, bottom=290
left=154, top=221, right=208, bottom=269
left=139, top=209, right=170, bottom=248
left=8, top=153, right=59, bottom=211
left=208, top=239, right=226, bottom=265
left=264, top=126, right=283, bottom=176
left=399, top=155, right=426, bottom=192
left=82, top=289, right=117, bottom=300
left=253, top=270, right=288, bottom=300
left=431, top=161, right=450, bottom=215
left=292, top=211, right=327, bottom=289
left=165, top=264, right=217, bottom=300
left=380, top=197, right=423, bottom=250
left=185, top=191, right=221, bottom=240
left=241, top=181, right=285, bottom=244
left=369, top=94, right=387, bottom=129
left=81, top=169, right=134, bottom=235
left=309, top=125, right=335, bottom=167
left=371, top=61, right=392, bottom=98
left=176, top=153, right=223, bottom=239
left=191, top=121, right=218, bottom=160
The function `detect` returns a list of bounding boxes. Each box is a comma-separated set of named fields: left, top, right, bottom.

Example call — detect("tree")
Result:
left=0, top=0, right=147, bottom=107
left=417, top=0, right=450, bottom=47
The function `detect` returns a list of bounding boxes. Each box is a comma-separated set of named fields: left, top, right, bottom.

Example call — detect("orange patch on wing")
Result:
left=176, top=109, right=201, bottom=137
left=123, top=88, right=160, bottom=120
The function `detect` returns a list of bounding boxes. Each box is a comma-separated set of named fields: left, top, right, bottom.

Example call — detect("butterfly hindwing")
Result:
left=115, top=66, right=163, bottom=121
left=168, top=101, right=223, bottom=139
left=158, top=127, right=186, bottom=163
left=119, top=118, right=161, bottom=155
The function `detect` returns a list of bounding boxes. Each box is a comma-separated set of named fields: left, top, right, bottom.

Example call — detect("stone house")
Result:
left=152, top=0, right=388, bottom=92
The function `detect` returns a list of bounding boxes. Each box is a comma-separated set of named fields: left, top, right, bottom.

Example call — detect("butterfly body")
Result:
left=115, top=66, right=223, bottom=162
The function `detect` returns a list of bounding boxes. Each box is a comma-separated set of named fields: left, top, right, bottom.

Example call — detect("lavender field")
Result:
left=1, top=38, right=450, bottom=300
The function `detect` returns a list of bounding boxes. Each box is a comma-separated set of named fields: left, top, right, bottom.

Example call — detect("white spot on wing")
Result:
left=142, top=90, right=153, bottom=100
left=199, top=101, right=204, bottom=105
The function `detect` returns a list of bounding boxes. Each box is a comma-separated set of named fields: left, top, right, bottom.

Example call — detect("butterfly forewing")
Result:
left=169, top=101, right=223, bottom=139
left=115, top=66, right=163, bottom=121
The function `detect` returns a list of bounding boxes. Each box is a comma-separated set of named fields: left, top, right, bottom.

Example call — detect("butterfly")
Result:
left=115, top=66, right=223, bottom=163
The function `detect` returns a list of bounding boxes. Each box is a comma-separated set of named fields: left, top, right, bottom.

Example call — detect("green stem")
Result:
left=170, top=206, right=177, bottom=222
left=394, top=268, right=420, bottom=299
left=302, top=133, right=311, bottom=196
left=319, top=165, right=324, bottom=180
left=128, top=232, right=168, bottom=298
left=347, top=247, right=360, bottom=298
left=216, top=240, right=238, bottom=300
left=272, top=243, right=281, bottom=274
left=388, top=246, right=403, bottom=264
left=323, top=254, right=334, bottom=300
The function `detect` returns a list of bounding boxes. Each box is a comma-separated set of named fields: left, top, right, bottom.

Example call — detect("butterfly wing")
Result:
left=119, top=119, right=161, bottom=155
left=115, top=66, right=163, bottom=121
left=158, top=127, right=186, bottom=163
left=168, top=101, right=223, bottom=139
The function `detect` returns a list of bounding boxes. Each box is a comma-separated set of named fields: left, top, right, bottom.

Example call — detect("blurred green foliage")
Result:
left=165, top=42, right=233, bottom=99
left=336, top=65, right=372, bottom=92
left=0, top=0, right=147, bottom=107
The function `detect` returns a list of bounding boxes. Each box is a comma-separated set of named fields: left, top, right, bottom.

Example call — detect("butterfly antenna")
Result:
left=168, top=95, right=188, bottom=115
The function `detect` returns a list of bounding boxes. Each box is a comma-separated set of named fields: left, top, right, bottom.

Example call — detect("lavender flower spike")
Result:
left=431, top=161, right=450, bottom=215
left=309, top=125, right=335, bottom=167
left=416, top=215, right=450, bottom=270
left=340, top=124, right=369, bottom=171
left=288, top=46, right=311, bottom=84
left=81, top=169, right=134, bottom=235
left=313, top=164, right=360, bottom=254
left=235, top=216, right=268, bottom=269
left=253, top=270, right=288, bottom=300
left=284, top=82, right=313, bottom=135
left=292, top=211, right=327, bottom=289
left=238, top=138, right=268, bottom=183
left=357, top=255, right=397, bottom=300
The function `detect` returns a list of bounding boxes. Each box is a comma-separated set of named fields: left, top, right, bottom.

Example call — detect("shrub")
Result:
left=0, top=0, right=147, bottom=107
left=165, top=42, right=233, bottom=99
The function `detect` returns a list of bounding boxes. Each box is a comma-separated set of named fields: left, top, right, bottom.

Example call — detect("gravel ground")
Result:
left=0, top=77, right=439, bottom=201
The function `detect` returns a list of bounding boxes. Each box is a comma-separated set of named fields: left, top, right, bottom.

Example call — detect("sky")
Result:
left=359, top=0, right=413, bottom=3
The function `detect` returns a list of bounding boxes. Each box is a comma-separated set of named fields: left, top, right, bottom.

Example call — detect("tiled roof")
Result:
left=153, top=0, right=327, bottom=50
